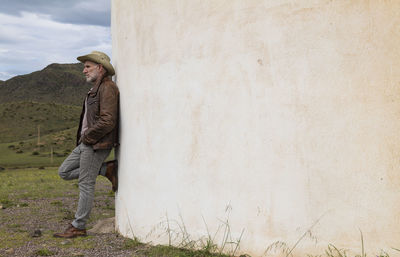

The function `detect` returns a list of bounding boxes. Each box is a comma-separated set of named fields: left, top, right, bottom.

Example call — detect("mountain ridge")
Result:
left=0, top=63, right=91, bottom=106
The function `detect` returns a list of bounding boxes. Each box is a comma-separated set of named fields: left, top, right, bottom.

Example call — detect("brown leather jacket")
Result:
left=76, top=75, right=119, bottom=150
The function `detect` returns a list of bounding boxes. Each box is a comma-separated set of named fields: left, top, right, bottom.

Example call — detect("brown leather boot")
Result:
left=105, top=160, right=118, bottom=192
left=53, top=224, right=86, bottom=238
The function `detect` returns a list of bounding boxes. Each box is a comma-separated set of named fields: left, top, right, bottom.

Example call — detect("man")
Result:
left=53, top=51, right=119, bottom=238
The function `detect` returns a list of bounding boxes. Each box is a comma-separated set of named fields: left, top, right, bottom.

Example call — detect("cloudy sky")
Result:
left=0, top=0, right=111, bottom=81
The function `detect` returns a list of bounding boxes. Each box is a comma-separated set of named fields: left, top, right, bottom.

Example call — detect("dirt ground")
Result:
left=0, top=169, right=142, bottom=257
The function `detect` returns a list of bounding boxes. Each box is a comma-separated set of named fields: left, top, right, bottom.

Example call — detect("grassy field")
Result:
left=0, top=102, right=81, bottom=144
left=0, top=126, right=77, bottom=168
left=0, top=127, right=114, bottom=169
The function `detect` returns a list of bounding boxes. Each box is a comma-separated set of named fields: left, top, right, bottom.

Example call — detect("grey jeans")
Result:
left=58, top=143, right=111, bottom=229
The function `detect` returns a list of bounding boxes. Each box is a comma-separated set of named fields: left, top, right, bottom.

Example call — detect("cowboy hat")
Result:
left=77, top=51, right=115, bottom=76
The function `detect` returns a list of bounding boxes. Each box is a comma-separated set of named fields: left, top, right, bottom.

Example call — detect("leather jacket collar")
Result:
left=88, top=75, right=111, bottom=97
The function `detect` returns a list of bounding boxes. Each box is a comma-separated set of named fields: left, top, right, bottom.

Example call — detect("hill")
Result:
left=0, top=63, right=91, bottom=106
left=0, top=102, right=81, bottom=143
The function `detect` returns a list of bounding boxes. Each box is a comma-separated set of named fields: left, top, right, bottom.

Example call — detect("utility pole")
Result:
left=50, top=146, right=53, bottom=164
left=37, top=125, right=40, bottom=146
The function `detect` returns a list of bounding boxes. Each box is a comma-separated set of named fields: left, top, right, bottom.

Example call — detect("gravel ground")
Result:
left=0, top=174, right=142, bottom=257
left=3, top=234, right=142, bottom=257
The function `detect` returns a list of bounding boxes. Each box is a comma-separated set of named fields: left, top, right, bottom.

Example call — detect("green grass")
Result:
left=122, top=237, right=144, bottom=249
left=0, top=228, right=31, bottom=249
left=121, top=238, right=231, bottom=257
left=0, top=168, right=78, bottom=202
left=34, top=248, right=55, bottom=256
left=141, top=244, right=231, bottom=257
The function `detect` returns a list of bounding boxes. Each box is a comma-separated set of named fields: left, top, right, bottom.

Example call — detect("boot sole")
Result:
left=53, top=233, right=87, bottom=238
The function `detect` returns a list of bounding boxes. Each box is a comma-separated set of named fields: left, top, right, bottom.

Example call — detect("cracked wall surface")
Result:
left=112, top=1, right=400, bottom=256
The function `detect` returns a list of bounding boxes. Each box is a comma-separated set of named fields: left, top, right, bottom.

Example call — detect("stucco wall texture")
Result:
left=111, top=1, right=400, bottom=256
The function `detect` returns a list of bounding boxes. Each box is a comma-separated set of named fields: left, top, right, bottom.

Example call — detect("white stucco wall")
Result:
left=111, top=1, right=400, bottom=256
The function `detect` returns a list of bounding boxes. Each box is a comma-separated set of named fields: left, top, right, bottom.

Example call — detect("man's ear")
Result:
left=100, top=64, right=109, bottom=76
left=98, top=64, right=106, bottom=73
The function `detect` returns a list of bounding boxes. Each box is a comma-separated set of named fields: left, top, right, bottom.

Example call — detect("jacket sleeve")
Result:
left=82, top=84, right=119, bottom=145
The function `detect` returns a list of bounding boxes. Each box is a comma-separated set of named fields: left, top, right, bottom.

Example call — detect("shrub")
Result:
left=0, top=199, right=13, bottom=208
left=123, top=238, right=143, bottom=249
left=34, top=248, right=55, bottom=256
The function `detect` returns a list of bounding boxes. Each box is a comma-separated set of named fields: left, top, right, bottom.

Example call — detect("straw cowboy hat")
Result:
left=77, top=51, right=115, bottom=76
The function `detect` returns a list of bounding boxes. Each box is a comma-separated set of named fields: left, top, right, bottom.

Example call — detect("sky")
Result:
left=0, top=0, right=112, bottom=81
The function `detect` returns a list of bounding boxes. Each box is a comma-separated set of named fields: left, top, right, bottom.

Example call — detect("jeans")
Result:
left=58, top=143, right=111, bottom=229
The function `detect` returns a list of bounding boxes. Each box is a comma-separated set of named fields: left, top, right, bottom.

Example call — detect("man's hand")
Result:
left=82, top=133, right=96, bottom=145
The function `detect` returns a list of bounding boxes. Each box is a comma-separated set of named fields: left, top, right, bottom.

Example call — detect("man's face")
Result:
left=83, top=61, right=101, bottom=82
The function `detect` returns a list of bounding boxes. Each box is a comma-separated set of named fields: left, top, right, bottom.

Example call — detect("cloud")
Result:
left=0, top=0, right=110, bottom=26
left=0, top=0, right=111, bottom=81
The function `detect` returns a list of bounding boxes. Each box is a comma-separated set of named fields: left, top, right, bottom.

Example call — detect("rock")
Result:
left=31, top=229, right=42, bottom=237
left=88, top=217, right=115, bottom=234
left=5, top=248, right=14, bottom=254
left=61, top=240, right=72, bottom=245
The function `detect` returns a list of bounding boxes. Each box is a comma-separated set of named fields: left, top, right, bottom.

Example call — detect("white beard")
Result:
left=86, top=74, right=97, bottom=83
